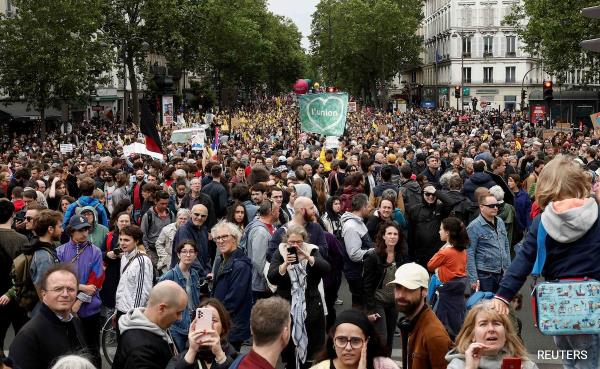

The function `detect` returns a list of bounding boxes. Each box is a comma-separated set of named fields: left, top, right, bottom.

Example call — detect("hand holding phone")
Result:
left=195, top=307, right=213, bottom=333
left=286, top=246, right=299, bottom=265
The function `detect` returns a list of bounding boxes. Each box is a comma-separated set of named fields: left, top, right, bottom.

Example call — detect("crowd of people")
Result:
left=0, top=95, right=599, bottom=369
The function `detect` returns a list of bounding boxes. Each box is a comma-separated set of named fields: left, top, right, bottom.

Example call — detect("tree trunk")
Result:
left=40, top=108, right=46, bottom=141
left=126, top=52, right=139, bottom=125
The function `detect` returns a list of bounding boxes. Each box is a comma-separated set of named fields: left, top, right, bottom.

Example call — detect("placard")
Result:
left=60, top=144, right=74, bottom=153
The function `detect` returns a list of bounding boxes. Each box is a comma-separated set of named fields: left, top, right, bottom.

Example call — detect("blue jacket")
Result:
left=212, top=248, right=252, bottom=343
left=62, top=196, right=109, bottom=229
left=497, top=214, right=600, bottom=302
left=171, top=220, right=210, bottom=277
left=160, top=265, right=201, bottom=334
left=513, top=189, right=532, bottom=232
left=466, top=215, right=511, bottom=284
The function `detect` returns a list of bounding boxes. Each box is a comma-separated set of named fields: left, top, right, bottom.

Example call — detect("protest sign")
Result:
left=299, top=93, right=348, bottom=136
left=59, top=144, right=73, bottom=153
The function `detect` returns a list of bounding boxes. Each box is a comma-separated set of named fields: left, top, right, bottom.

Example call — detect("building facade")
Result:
left=409, top=0, right=545, bottom=111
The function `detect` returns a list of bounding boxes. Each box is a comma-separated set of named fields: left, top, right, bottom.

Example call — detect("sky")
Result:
left=267, top=0, right=319, bottom=50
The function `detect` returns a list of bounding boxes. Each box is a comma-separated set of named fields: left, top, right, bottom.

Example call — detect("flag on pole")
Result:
left=140, top=100, right=163, bottom=154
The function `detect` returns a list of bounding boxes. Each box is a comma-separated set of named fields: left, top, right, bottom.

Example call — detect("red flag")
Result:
left=140, top=101, right=163, bottom=154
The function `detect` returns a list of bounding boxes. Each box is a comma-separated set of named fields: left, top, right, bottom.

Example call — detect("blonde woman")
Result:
left=492, top=155, right=600, bottom=369
left=446, top=301, right=538, bottom=369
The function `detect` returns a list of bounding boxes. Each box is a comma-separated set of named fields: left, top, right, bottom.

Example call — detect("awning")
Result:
left=0, top=101, right=61, bottom=119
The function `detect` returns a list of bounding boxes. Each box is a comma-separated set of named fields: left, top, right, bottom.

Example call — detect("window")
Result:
left=462, top=7, right=472, bottom=27
left=463, top=67, right=472, bottom=83
left=484, top=67, right=493, bottom=83
left=505, top=67, right=516, bottom=83
left=484, top=36, right=494, bottom=55
left=483, top=6, right=495, bottom=26
left=462, top=36, right=472, bottom=57
left=506, top=36, right=516, bottom=55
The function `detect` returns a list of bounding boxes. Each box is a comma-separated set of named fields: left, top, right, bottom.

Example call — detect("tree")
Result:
left=503, top=0, right=600, bottom=83
left=310, top=0, right=423, bottom=107
left=0, top=0, right=113, bottom=138
left=103, top=0, right=150, bottom=125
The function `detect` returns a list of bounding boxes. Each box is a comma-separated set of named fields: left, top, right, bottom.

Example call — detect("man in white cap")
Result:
left=389, top=262, right=451, bottom=369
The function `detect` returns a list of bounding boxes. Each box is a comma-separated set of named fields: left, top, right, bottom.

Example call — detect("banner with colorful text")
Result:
left=299, top=93, right=348, bottom=136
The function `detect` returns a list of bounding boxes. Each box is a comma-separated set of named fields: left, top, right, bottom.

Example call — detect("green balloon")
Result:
left=304, top=79, right=312, bottom=85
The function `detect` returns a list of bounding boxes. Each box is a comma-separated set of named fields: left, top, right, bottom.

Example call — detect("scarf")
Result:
left=288, top=262, right=308, bottom=367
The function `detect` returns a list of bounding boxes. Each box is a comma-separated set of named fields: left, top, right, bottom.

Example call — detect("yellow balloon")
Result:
left=313, top=82, right=320, bottom=89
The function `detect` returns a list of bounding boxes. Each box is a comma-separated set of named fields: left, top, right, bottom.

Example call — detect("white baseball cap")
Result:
left=388, top=262, right=429, bottom=290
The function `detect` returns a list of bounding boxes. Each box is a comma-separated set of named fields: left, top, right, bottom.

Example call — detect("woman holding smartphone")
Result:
left=159, top=240, right=202, bottom=351
left=167, top=299, right=239, bottom=369
left=268, top=223, right=331, bottom=369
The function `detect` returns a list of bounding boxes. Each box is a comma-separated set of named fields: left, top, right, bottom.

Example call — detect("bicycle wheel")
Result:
left=100, top=312, right=118, bottom=365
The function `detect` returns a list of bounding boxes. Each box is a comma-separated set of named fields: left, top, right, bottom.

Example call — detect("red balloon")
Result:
left=293, top=79, right=309, bottom=94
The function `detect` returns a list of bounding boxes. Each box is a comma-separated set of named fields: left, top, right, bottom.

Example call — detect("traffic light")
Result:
left=543, top=80, right=553, bottom=102
left=454, top=86, right=461, bottom=98
left=521, top=90, right=527, bottom=102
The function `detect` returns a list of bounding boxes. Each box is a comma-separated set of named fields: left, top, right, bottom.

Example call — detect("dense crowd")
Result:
left=0, top=95, right=599, bottom=369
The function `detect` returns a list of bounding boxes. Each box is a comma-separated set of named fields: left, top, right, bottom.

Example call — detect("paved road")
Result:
left=3, top=276, right=563, bottom=368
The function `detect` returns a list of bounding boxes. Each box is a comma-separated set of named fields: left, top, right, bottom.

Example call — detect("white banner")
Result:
left=123, top=142, right=164, bottom=161
left=60, top=144, right=74, bottom=153
left=325, top=136, right=340, bottom=149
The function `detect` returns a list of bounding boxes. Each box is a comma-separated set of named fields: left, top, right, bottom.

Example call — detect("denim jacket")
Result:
left=466, top=215, right=511, bottom=283
left=159, top=264, right=201, bottom=334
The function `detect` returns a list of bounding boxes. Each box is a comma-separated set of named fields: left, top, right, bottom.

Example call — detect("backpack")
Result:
left=10, top=246, right=59, bottom=310
left=145, top=209, right=176, bottom=232
left=74, top=199, right=100, bottom=213
left=449, top=199, right=477, bottom=225
left=239, top=220, right=271, bottom=254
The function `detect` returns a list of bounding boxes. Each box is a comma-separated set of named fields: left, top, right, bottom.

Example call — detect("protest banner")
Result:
left=299, top=92, right=348, bottom=136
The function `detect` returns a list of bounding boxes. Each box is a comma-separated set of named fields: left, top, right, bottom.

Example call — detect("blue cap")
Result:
left=68, top=215, right=91, bottom=230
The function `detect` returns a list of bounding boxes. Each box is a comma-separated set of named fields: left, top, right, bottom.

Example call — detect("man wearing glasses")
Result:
left=9, top=265, right=88, bottom=369
left=171, top=204, right=211, bottom=278
left=466, top=194, right=511, bottom=293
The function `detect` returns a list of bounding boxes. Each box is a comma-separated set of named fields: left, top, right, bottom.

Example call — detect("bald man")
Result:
left=112, top=281, right=187, bottom=369
left=171, top=204, right=211, bottom=277
left=266, top=196, right=328, bottom=261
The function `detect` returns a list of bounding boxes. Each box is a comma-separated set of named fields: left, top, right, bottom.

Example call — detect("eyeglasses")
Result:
left=334, top=336, right=365, bottom=349
left=47, top=286, right=77, bottom=294
left=214, top=235, right=231, bottom=242
left=192, top=213, right=208, bottom=218
left=25, top=216, right=34, bottom=222
left=424, top=193, right=436, bottom=197
left=482, top=203, right=499, bottom=209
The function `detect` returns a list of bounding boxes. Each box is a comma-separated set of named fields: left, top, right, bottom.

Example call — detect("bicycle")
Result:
left=100, top=310, right=118, bottom=365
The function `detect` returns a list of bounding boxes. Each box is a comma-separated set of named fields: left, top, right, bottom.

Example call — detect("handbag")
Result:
left=531, top=222, right=600, bottom=335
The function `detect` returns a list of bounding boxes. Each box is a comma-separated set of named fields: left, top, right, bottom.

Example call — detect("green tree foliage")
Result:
left=503, top=0, right=600, bottom=83
left=310, top=0, right=423, bottom=107
left=103, top=0, right=150, bottom=125
left=196, top=0, right=307, bottom=101
left=0, top=0, right=113, bottom=137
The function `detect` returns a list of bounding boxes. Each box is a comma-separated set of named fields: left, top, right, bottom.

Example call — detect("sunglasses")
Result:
left=25, top=216, right=34, bottom=221
left=192, top=213, right=208, bottom=218
left=482, top=203, right=499, bottom=209
left=424, top=192, right=436, bottom=197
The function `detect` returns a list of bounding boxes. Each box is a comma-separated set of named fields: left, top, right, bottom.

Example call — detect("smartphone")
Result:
left=287, top=246, right=299, bottom=264
left=501, top=357, right=521, bottom=369
left=113, top=248, right=122, bottom=256
left=195, top=307, right=213, bottom=332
